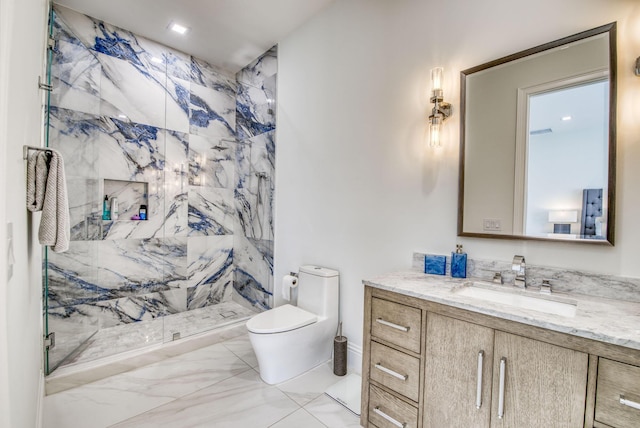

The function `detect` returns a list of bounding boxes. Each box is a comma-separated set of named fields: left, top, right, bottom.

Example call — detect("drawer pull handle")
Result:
left=376, top=318, right=410, bottom=332
left=497, top=357, right=506, bottom=419
left=373, top=406, right=406, bottom=428
left=476, top=350, right=484, bottom=409
left=620, top=395, right=640, bottom=411
left=375, top=363, right=408, bottom=381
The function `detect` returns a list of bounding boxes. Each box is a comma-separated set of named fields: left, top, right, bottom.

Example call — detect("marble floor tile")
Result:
left=304, top=394, right=362, bottom=428
left=44, top=344, right=250, bottom=428
left=45, top=333, right=363, bottom=428
left=269, top=408, right=326, bottom=428
left=111, top=369, right=300, bottom=428
left=277, top=362, right=345, bottom=407
left=221, top=334, right=258, bottom=368
left=44, top=380, right=173, bottom=428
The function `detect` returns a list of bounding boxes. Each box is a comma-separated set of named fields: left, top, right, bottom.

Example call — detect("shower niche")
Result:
left=102, top=179, right=149, bottom=222
left=101, top=179, right=150, bottom=240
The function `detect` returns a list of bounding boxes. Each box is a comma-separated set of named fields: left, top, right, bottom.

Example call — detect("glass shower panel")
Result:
left=44, top=6, right=102, bottom=373
left=42, top=5, right=276, bottom=374
left=159, top=51, right=189, bottom=344
left=43, top=4, right=54, bottom=375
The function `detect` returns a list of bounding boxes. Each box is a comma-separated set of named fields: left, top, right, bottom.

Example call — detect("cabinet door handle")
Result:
left=375, top=363, right=409, bottom=381
left=498, top=357, right=506, bottom=419
left=373, top=406, right=407, bottom=428
left=376, top=318, right=410, bottom=332
left=476, top=350, right=484, bottom=409
left=620, top=395, right=640, bottom=411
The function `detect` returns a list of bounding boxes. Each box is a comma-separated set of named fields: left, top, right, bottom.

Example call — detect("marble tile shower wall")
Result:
left=233, top=47, right=277, bottom=310
left=46, top=5, right=275, bottom=351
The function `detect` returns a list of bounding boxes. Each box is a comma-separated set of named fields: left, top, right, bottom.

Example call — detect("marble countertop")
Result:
left=363, top=270, right=640, bottom=352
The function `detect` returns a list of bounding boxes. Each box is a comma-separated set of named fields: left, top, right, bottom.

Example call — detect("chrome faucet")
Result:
left=512, top=255, right=526, bottom=288
left=540, top=279, right=552, bottom=294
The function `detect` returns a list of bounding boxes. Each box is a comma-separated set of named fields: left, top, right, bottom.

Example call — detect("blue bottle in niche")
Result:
left=102, top=195, right=110, bottom=220
left=451, top=244, right=467, bottom=278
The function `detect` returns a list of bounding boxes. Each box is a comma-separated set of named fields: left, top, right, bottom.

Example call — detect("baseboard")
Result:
left=36, top=370, right=45, bottom=428
left=347, top=342, right=362, bottom=375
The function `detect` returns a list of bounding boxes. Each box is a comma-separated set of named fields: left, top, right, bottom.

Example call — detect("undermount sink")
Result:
left=453, top=282, right=577, bottom=318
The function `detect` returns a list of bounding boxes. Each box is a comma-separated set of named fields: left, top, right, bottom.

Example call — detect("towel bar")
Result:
left=23, top=145, right=54, bottom=160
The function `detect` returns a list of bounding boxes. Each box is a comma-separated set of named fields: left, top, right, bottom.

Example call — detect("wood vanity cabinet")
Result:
left=423, top=313, right=588, bottom=428
left=361, top=286, right=640, bottom=428
left=594, top=358, right=640, bottom=428
left=423, top=313, right=494, bottom=427
left=489, top=331, right=588, bottom=427
left=364, top=295, right=423, bottom=428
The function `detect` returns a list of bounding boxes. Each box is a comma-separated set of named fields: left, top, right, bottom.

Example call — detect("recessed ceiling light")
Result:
left=561, top=116, right=572, bottom=121
left=169, top=22, right=189, bottom=35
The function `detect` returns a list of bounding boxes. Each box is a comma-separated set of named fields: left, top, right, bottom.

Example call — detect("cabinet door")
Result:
left=490, top=331, right=588, bottom=428
left=424, top=313, right=494, bottom=428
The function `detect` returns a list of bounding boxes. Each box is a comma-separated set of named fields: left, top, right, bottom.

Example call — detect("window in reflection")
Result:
left=522, top=78, right=609, bottom=239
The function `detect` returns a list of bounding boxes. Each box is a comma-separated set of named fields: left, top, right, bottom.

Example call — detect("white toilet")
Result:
left=247, top=265, right=339, bottom=385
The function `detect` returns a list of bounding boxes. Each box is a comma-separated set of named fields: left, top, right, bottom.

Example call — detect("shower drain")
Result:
left=220, top=311, right=237, bottom=318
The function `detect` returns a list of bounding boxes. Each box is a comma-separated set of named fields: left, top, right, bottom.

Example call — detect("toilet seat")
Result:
left=247, top=304, right=317, bottom=334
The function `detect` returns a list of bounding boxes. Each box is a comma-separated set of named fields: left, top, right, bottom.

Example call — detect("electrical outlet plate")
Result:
left=483, top=219, right=502, bottom=231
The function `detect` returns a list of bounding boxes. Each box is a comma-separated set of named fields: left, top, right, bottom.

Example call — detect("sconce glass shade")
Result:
left=429, top=116, right=442, bottom=148
left=431, top=67, right=443, bottom=91
left=548, top=210, right=578, bottom=223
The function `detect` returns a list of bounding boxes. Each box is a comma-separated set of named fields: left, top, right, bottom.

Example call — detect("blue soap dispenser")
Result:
left=451, top=244, right=467, bottom=278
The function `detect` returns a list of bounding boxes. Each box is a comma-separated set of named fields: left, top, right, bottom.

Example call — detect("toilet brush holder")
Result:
left=333, top=335, right=347, bottom=376
left=333, top=322, right=347, bottom=376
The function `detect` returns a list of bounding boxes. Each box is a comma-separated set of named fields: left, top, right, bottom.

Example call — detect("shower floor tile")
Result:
left=44, top=333, right=363, bottom=428
left=56, top=301, right=257, bottom=369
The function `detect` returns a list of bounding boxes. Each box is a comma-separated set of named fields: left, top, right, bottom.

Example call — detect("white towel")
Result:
left=36, top=151, right=70, bottom=253
left=26, top=152, right=49, bottom=212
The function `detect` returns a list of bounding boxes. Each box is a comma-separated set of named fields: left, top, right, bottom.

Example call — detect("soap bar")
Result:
left=424, top=254, right=446, bottom=275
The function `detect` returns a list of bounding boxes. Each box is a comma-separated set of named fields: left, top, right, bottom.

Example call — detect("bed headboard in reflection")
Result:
left=581, top=188, right=603, bottom=237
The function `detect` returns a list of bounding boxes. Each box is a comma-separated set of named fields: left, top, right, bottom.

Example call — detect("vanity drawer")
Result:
left=370, top=341, right=420, bottom=402
left=371, top=297, right=422, bottom=353
left=595, top=358, right=640, bottom=428
left=369, top=384, right=418, bottom=428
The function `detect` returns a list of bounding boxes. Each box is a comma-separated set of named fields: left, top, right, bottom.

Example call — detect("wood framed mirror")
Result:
left=458, top=23, right=616, bottom=245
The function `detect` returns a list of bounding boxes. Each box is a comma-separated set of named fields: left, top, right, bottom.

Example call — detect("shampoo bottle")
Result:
left=451, top=244, right=467, bottom=278
left=110, top=197, right=119, bottom=220
left=102, top=195, right=110, bottom=220
left=139, top=205, right=147, bottom=220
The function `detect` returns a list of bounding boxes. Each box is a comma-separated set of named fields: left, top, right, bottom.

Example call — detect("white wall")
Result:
left=276, top=0, right=640, bottom=371
left=0, top=0, right=48, bottom=427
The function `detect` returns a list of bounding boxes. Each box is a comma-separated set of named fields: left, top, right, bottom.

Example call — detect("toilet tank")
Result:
left=297, top=265, right=339, bottom=319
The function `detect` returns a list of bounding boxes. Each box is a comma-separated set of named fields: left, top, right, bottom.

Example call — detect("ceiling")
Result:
left=53, top=0, right=337, bottom=73
left=529, top=79, right=608, bottom=136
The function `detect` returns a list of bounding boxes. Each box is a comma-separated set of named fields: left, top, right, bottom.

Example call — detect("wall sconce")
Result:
left=428, top=67, right=452, bottom=147
left=635, top=57, right=640, bottom=76
left=548, top=210, right=578, bottom=234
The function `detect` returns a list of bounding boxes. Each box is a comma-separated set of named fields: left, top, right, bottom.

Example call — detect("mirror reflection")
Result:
left=459, top=23, right=616, bottom=244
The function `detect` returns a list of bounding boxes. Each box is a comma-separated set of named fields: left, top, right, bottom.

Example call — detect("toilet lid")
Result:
left=247, top=304, right=317, bottom=334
